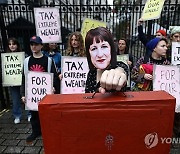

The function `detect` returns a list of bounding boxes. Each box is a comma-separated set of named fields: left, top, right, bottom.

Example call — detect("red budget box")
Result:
left=39, top=91, right=175, bottom=154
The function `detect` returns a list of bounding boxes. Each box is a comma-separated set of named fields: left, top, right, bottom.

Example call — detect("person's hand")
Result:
left=58, top=74, right=63, bottom=80
left=127, top=60, right=132, bottom=66
left=144, top=74, right=153, bottom=80
left=137, top=18, right=144, bottom=26
left=21, top=96, right=26, bottom=104
left=52, top=87, right=55, bottom=94
left=99, top=67, right=127, bottom=94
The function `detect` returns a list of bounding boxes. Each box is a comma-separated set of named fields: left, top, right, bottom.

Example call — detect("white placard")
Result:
left=61, top=56, right=89, bottom=94
left=34, top=7, right=61, bottom=43
left=153, top=65, right=180, bottom=112
left=1, top=52, right=25, bottom=86
left=25, top=71, right=53, bottom=111
left=171, top=42, right=180, bottom=65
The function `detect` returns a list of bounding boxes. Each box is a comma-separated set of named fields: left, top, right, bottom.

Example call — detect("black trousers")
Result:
left=173, top=112, right=180, bottom=137
left=30, top=111, right=41, bottom=135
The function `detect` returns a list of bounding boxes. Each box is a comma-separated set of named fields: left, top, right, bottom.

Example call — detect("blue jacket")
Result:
left=42, top=51, right=61, bottom=74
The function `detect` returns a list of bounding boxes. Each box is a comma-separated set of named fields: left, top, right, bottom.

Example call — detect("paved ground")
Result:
left=1, top=107, right=180, bottom=154
left=0, top=108, right=44, bottom=154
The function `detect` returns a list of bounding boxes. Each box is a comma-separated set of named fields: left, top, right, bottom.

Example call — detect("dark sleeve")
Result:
left=85, top=70, right=97, bottom=93
left=51, top=60, right=60, bottom=94
left=166, top=47, right=171, bottom=63
left=20, top=66, right=25, bottom=97
left=57, top=53, right=61, bottom=74
left=85, top=71, right=92, bottom=93
left=117, top=61, right=129, bottom=78
left=138, top=25, right=148, bottom=46
left=116, top=61, right=129, bottom=92
left=129, top=54, right=133, bottom=65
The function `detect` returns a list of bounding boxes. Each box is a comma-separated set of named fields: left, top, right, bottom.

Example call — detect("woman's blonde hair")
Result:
left=66, top=32, right=85, bottom=57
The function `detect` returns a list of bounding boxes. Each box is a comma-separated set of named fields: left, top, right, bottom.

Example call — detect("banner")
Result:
left=81, top=18, right=106, bottom=41
left=153, top=64, right=180, bottom=112
left=25, top=71, right=53, bottom=111
left=61, top=56, right=89, bottom=94
left=141, top=0, right=165, bottom=21
left=34, top=7, right=61, bottom=43
left=171, top=42, right=180, bottom=65
left=1, top=52, right=25, bottom=86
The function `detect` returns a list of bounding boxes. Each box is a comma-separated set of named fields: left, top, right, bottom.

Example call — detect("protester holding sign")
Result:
left=137, top=18, right=167, bottom=47
left=170, top=26, right=180, bottom=42
left=65, top=32, right=86, bottom=57
left=117, top=38, right=134, bottom=70
left=167, top=26, right=180, bottom=62
left=21, top=36, right=58, bottom=143
left=5, top=38, right=23, bottom=124
left=131, top=37, right=169, bottom=91
left=42, top=43, right=61, bottom=93
left=85, top=27, right=128, bottom=93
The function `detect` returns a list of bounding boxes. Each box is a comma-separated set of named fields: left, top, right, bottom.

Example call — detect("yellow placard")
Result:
left=141, top=0, right=165, bottom=21
left=81, top=18, right=106, bottom=41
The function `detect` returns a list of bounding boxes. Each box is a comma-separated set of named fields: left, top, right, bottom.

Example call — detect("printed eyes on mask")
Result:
left=102, top=45, right=108, bottom=48
left=90, top=47, right=97, bottom=51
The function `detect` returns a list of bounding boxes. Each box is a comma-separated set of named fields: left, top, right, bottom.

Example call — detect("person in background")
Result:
left=131, top=37, right=169, bottom=91
left=137, top=18, right=167, bottom=47
left=42, top=43, right=62, bottom=93
left=117, top=38, right=134, bottom=70
left=6, top=37, right=23, bottom=124
left=65, top=31, right=85, bottom=57
left=85, top=27, right=128, bottom=93
left=21, top=36, right=58, bottom=143
left=166, top=26, right=180, bottom=62
left=170, top=26, right=180, bottom=42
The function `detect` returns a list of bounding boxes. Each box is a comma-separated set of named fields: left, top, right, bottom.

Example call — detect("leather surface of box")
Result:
left=39, top=91, right=175, bottom=154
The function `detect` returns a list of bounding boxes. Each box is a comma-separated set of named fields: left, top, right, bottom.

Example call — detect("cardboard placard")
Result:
left=141, top=0, right=165, bottom=21
left=81, top=18, right=106, bottom=41
left=61, top=56, right=89, bottom=94
left=1, top=52, right=25, bottom=86
left=153, top=64, right=180, bottom=112
left=171, top=42, right=180, bottom=65
left=25, top=71, right=53, bottom=111
left=34, top=7, right=61, bottom=43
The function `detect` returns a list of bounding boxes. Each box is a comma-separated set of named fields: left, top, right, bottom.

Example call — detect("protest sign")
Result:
left=117, top=54, right=129, bottom=65
left=153, top=64, right=180, bottom=112
left=25, top=71, right=53, bottom=111
left=34, top=7, right=61, bottom=43
left=141, top=0, right=165, bottom=21
left=171, top=42, right=180, bottom=65
left=1, top=52, right=25, bottom=86
left=61, top=56, right=89, bottom=94
left=81, top=18, right=106, bottom=41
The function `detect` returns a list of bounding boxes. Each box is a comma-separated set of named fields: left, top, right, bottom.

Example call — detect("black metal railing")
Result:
left=0, top=0, right=179, bottom=56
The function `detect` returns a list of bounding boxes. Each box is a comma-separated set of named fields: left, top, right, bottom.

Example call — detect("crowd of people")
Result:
left=0, top=21, right=180, bottom=143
